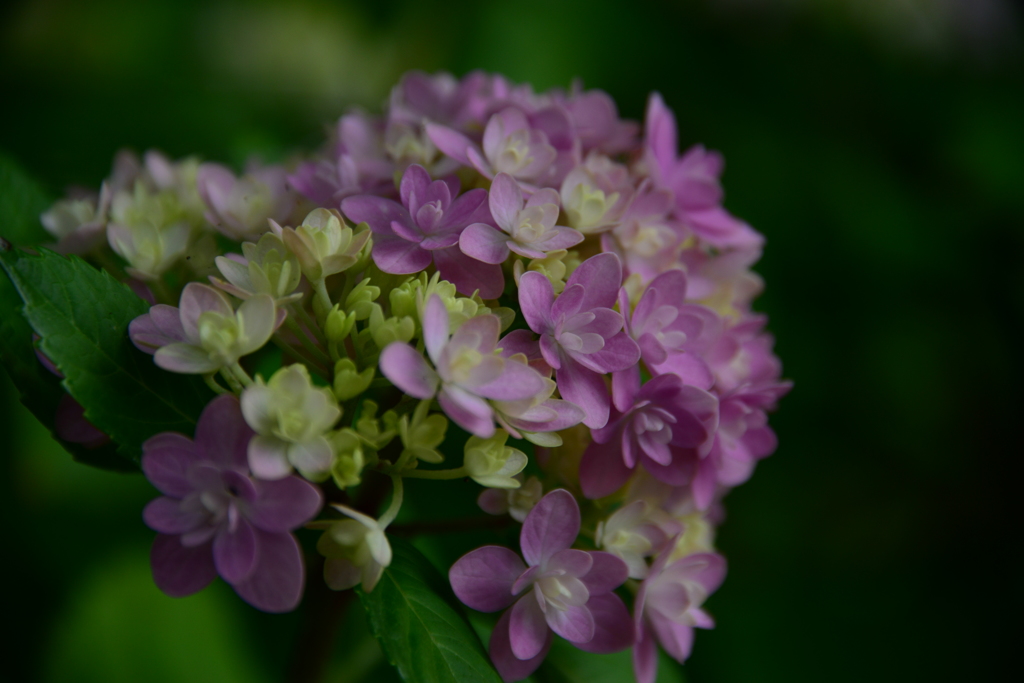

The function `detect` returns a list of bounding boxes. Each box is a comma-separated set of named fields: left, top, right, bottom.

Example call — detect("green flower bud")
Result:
left=463, top=431, right=528, bottom=489
left=325, top=304, right=357, bottom=343
left=329, top=428, right=366, bottom=489
left=280, top=208, right=371, bottom=282
left=345, top=278, right=381, bottom=321
left=333, top=358, right=374, bottom=401
left=398, top=400, right=448, bottom=464
left=368, top=305, right=415, bottom=349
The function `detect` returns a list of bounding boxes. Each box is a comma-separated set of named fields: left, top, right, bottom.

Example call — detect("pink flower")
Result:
left=633, top=551, right=726, bottom=683
left=643, top=93, right=762, bottom=249
left=459, top=172, right=582, bottom=264
left=141, top=395, right=323, bottom=613
left=450, top=490, right=633, bottom=682
left=341, top=164, right=503, bottom=298
left=579, top=373, right=719, bottom=500
left=197, top=162, right=295, bottom=241
left=614, top=269, right=722, bottom=405
left=517, top=253, right=641, bottom=429
left=378, top=295, right=548, bottom=438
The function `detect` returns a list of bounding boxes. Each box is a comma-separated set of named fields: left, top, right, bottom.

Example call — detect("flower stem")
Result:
left=400, top=466, right=468, bottom=481
left=202, top=373, right=229, bottom=395
left=377, top=475, right=404, bottom=528
left=314, top=278, right=333, bottom=321
left=228, top=362, right=254, bottom=387
left=284, top=316, right=332, bottom=367
left=219, top=366, right=243, bottom=393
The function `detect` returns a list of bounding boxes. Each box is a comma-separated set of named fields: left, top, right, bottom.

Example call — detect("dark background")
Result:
left=1, top=0, right=1022, bottom=681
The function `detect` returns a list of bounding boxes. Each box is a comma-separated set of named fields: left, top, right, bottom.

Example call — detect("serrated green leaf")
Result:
left=358, top=537, right=503, bottom=683
left=0, top=247, right=212, bottom=463
left=0, top=262, right=133, bottom=471
left=535, top=637, right=685, bottom=683
left=0, top=151, right=53, bottom=246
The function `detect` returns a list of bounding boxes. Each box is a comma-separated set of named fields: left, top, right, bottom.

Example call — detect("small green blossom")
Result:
left=345, top=278, right=381, bottom=320
left=368, top=304, right=415, bottom=349
left=329, top=428, right=366, bottom=488
left=212, top=232, right=302, bottom=304
left=277, top=208, right=371, bottom=282
left=325, top=305, right=357, bottom=343
left=463, top=431, right=528, bottom=489
left=241, top=364, right=342, bottom=481
left=397, top=400, right=448, bottom=464
left=332, top=358, right=374, bottom=401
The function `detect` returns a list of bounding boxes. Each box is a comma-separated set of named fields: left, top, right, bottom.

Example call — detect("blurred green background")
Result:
left=2, top=0, right=1022, bottom=681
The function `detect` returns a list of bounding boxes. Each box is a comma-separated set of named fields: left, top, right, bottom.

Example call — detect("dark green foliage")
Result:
left=358, top=537, right=502, bottom=683
left=0, top=247, right=211, bottom=464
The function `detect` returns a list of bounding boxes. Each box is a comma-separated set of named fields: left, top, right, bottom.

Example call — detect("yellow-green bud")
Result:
left=463, top=431, right=528, bottom=488
left=333, top=358, right=374, bottom=401
left=345, top=278, right=381, bottom=321
left=326, top=304, right=357, bottom=343
left=368, top=305, right=415, bottom=349
left=330, top=428, right=366, bottom=489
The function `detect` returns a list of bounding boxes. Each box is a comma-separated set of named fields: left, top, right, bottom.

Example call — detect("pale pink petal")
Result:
left=154, top=343, right=221, bottom=374
left=379, top=342, right=439, bottom=399
left=581, top=551, right=629, bottom=594
left=179, top=283, right=232, bottom=344
left=545, top=603, right=594, bottom=644
left=247, top=435, right=294, bottom=480
left=518, top=272, right=554, bottom=333
left=488, top=172, right=525, bottom=229
left=555, top=359, right=610, bottom=429
left=372, top=234, right=432, bottom=274
left=459, top=222, right=511, bottom=264
left=565, top=252, right=622, bottom=311
left=432, top=246, right=504, bottom=299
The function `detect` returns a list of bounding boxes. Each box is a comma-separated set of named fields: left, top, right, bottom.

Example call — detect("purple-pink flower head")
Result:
left=459, top=172, right=583, bottom=265
left=449, top=490, right=633, bottom=682
left=579, top=373, right=719, bottom=500
left=518, top=253, right=641, bottom=429
left=378, top=295, right=548, bottom=438
left=615, top=269, right=722, bottom=403
left=140, top=395, right=323, bottom=613
left=633, top=551, right=726, bottom=683
left=287, top=112, right=395, bottom=207
left=341, top=164, right=503, bottom=298
left=643, top=93, right=762, bottom=250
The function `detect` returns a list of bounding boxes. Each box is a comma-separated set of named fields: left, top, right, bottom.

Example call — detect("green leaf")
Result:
left=535, top=638, right=685, bottom=683
left=0, top=246, right=212, bottom=464
left=0, top=264, right=133, bottom=471
left=358, top=537, right=503, bottom=683
left=0, top=151, right=53, bottom=246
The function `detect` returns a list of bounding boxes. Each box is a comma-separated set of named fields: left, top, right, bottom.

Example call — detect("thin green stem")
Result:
left=203, top=373, right=229, bottom=395
left=400, top=466, right=468, bottom=481
left=228, top=362, right=254, bottom=387
left=314, top=278, right=333, bottom=321
left=294, top=303, right=327, bottom=346
left=284, top=316, right=332, bottom=367
left=377, top=475, right=404, bottom=528
left=219, top=366, right=243, bottom=393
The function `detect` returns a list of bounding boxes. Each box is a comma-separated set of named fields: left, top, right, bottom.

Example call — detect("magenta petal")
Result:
left=556, top=360, right=610, bottom=429
left=572, top=593, right=634, bottom=653
left=510, top=593, right=550, bottom=660
left=437, top=387, right=495, bottom=438
left=422, top=294, right=450, bottom=365
left=489, top=173, right=525, bottom=229
left=649, top=612, right=695, bottom=663
left=449, top=546, right=527, bottom=613
left=195, top=395, right=252, bottom=468
left=150, top=534, right=217, bottom=598
left=340, top=195, right=410, bottom=235
left=581, top=551, right=629, bottom=594
left=518, top=272, right=554, bottom=334
left=460, top=222, right=511, bottom=264
left=546, top=603, right=595, bottom=644
left=231, top=529, right=305, bottom=613
left=142, top=433, right=198, bottom=498
left=372, top=234, right=433, bottom=274
left=579, top=438, right=633, bottom=500
left=143, top=497, right=206, bottom=534
left=247, top=476, right=324, bottom=532
left=179, top=283, right=232, bottom=343
left=574, top=332, right=640, bottom=375
left=611, top=366, right=641, bottom=414
left=565, top=252, right=622, bottom=311
left=546, top=549, right=594, bottom=578
left=379, top=343, right=439, bottom=399
left=520, top=489, right=580, bottom=567
left=475, top=360, right=547, bottom=402
left=633, top=618, right=660, bottom=683
left=213, top=517, right=258, bottom=584
left=425, top=123, right=476, bottom=167
left=432, top=246, right=504, bottom=299
left=490, top=607, right=551, bottom=683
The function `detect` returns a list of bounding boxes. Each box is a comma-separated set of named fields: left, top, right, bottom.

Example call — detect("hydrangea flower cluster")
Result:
left=37, top=71, right=789, bottom=681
